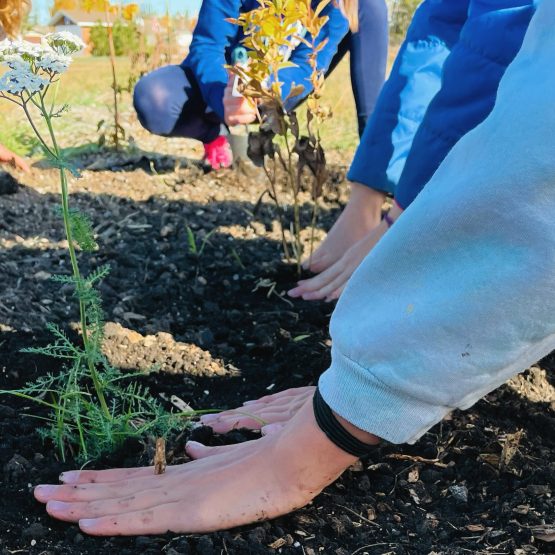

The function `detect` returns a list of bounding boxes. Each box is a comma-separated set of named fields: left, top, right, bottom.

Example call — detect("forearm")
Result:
left=320, top=1, right=555, bottom=444
left=348, top=181, right=386, bottom=220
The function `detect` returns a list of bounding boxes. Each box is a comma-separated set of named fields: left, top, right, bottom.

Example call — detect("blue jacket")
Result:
left=348, top=0, right=536, bottom=208
left=182, top=0, right=349, bottom=120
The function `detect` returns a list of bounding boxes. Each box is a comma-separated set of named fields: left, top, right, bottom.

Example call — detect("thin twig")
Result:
left=337, top=504, right=381, bottom=528
left=351, top=543, right=394, bottom=555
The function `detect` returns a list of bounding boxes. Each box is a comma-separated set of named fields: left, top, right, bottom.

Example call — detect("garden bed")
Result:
left=0, top=162, right=553, bottom=555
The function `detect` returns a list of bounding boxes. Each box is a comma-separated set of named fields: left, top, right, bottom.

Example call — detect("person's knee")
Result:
left=133, top=66, right=185, bottom=136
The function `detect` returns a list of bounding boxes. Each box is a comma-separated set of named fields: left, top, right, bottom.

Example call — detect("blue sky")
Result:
left=32, top=0, right=202, bottom=24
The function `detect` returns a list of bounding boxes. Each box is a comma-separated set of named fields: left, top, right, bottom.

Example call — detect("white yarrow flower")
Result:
left=36, top=52, right=72, bottom=75
left=15, top=41, right=49, bottom=61
left=0, top=39, right=18, bottom=62
left=0, top=36, right=79, bottom=95
left=45, top=32, right=86, bottom=55
left=0, top=68, right=48, bottom=95
left=3, top=53, right=30, bottom=71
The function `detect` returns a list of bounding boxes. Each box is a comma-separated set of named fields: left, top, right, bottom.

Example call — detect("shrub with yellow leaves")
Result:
left=229, top=0, right=333, bottom=272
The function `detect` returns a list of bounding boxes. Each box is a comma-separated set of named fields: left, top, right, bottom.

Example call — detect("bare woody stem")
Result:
left=283, top=127, right=302, bottom=275
left=263, top=160, right=292, bottom=260
left=308, top=200, right=319, bottom=265
left=252, top=93, right=292, bottom=261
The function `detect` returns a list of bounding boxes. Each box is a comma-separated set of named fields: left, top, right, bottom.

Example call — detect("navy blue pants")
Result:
left=134, top=0, right=388, bottom=144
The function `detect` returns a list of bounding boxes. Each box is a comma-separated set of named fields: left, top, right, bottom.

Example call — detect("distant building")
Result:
left=22, top=27, right=48, bottom=44
left=48, top=10, right=113, bottom=54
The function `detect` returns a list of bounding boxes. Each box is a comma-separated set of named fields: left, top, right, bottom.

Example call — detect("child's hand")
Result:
left=0, top=144, right=31, bottom=173
left=223, top=73, right=257, bottom=126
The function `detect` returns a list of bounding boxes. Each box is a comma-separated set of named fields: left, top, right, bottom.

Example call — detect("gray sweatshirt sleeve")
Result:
left=319, top=0, right=555, bottom=445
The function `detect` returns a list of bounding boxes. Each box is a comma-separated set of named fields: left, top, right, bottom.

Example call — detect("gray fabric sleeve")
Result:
left=319, top=0, right=555, bottom=444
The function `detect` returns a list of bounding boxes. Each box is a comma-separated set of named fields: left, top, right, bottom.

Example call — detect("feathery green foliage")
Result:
left=68, top=209, right=98, bottom=252
left=0, top=34, right=184, bottom=462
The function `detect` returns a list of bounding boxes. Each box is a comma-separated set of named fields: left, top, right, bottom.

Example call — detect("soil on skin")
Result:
left=0, top=158, right=554, bottom=555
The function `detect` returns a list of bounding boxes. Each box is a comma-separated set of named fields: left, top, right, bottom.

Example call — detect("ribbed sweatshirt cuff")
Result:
left=318, top=347, right=451, bottom=445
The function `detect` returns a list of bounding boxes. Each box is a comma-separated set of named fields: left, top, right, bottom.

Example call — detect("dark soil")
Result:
left=0, top=162, right=554, bottom=555
left=0, top=170, right=19, bottom=195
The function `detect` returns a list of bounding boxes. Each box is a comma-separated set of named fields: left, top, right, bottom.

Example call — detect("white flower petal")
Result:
left=44, top=32, right=86, bottom=55
left=0, top=68, right=48, bottom=95
left=35, top=52, right=72, bottom=75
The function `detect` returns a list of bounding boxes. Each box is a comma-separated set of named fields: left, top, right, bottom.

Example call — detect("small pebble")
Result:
left=449, top=484, right=469, bottom=503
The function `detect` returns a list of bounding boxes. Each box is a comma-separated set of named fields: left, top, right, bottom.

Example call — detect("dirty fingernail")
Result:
left=79, top=519, right=97, bottom=532
left=185, top=441, right=207, bottom=455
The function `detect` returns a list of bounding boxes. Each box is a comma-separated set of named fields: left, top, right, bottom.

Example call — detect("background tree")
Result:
left=90, top=20, right=139, bottom=56
left=50, top=0, right=78, bottom=14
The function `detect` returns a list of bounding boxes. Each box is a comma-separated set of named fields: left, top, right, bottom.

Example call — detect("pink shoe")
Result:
left=203, top=135, right=233, bottom=170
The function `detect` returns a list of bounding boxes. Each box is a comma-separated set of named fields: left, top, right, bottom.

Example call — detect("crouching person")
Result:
left=133, top=0, right=388, bottom=169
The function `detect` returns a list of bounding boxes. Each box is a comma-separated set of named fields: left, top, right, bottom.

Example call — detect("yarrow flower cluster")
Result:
left=0, top=32, right=84, bottom=99
left=0, top=68, right=48, bottom=95
left=35, top=51, right=72, bottom=74
left=44, top=32, right=86, bottom=56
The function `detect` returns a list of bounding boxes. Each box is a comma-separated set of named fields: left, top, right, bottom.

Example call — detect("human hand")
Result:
left=0, top=144, right=30, bottom=173
left=199, top=386, right=316, bottom=436
left=302, top=182, right=385, bottom=273
left=223, top=72, right=257, bottom=127
left=289, top=204, right=403, bottom=302
left=34, top=399, right=369, bottom=536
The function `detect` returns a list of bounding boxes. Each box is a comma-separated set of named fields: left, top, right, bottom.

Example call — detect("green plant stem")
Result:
left=21, top=101, right=56, bottom=160
left=38, top=94, right=111, bottom=421
left=49, top=78, right=61, bottom=117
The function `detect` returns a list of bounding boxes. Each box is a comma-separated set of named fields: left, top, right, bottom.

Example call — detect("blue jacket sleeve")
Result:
left=181, top=0, right=241, bottom=120
left=279, top=3, right=349, bottom=110
left=394, top=0, right=536, bottom=208
left=320, top=0, right=555, bottom=444
left=348, top=0, right=470, bottom=194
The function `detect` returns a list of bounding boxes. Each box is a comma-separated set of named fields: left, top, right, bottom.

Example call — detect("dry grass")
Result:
left=0, top=56, right=133, bottom=154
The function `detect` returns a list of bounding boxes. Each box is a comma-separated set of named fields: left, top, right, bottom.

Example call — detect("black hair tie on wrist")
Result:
left=313, top=388, right=375, bottom=458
